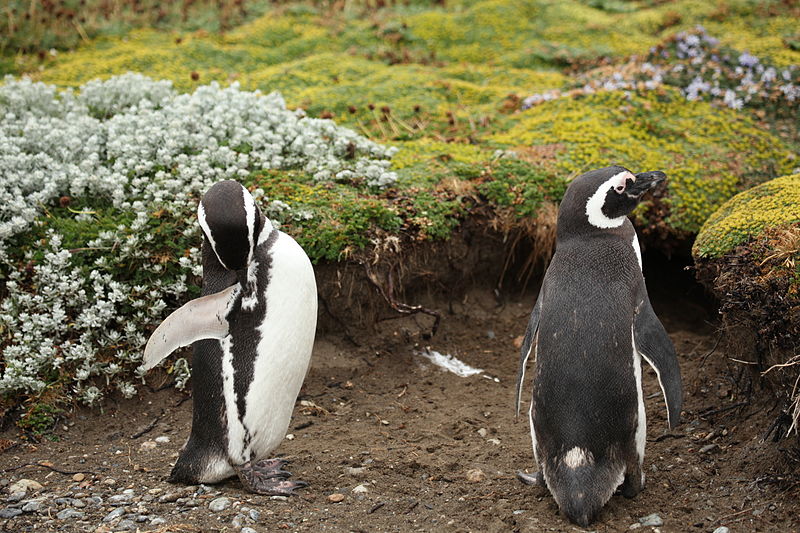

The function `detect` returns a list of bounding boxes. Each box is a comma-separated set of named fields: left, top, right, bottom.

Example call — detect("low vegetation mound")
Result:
left=693, top=174, right=800, bottom=443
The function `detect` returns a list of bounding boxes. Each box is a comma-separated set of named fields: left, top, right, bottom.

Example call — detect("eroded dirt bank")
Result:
left=1, top=256, right=799, bottom=532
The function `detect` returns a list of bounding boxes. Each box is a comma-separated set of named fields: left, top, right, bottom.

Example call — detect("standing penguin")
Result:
left=142, top=180, right=317, bottom=495
left=514, top=166, right=682, bottom=526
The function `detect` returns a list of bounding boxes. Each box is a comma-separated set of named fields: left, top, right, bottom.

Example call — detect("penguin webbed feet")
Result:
left=516, top=470, right=544, bottom=487
left=235, top=458, right=308, bottom=496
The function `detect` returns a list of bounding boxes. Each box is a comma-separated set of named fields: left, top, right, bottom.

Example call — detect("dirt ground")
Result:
left=1, top=265, right=799, bottom=532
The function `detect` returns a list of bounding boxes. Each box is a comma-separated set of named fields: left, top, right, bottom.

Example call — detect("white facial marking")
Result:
left=585, top=171, right=635, bottom=228
left=198, top=202, right=229, bottom=269
left=632, top=232, right=643, bottom=271
left=632, top=326, right=646, bottom=466
left=563, top=447, right=593, bottom=469
left=241, top=185, right=257, bottom=266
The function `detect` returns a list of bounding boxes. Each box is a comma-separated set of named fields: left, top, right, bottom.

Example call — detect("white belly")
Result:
left=227, top=231, right=317, bottom=462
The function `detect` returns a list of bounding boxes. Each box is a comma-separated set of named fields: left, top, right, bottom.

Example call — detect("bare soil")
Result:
left=1, top=265, right=799, bottom=532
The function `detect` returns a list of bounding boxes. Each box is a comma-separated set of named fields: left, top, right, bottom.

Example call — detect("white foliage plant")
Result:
left=0, top=73, right=399, bottom=405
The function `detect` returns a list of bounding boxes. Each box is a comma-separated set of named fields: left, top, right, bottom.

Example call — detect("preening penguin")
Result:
left=514, top=166, right=682, bottom=526
left=142, top=180, right=318, bottom=495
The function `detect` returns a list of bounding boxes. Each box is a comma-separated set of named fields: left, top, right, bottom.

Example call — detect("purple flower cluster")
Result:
left=521, top=27, right=798, bottom=116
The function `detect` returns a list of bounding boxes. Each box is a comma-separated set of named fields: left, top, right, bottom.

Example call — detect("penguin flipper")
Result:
left=515, top=289, right=543, bottom=417
left=633, top=297, right=682, bottom=428
left=142, top=285, right=239, bottom=371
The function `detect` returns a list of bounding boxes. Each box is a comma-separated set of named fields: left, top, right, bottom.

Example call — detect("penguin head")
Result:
left=197, top=180, right=267, bottom=272
left=562, top=165, right=665, bottom=231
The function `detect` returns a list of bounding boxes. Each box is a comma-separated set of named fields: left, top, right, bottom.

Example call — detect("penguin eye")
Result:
left=614, top=185, right=625, bottom=193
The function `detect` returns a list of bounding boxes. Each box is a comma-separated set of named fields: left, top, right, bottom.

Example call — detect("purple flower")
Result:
left=738, top=52, right=759, bottom=68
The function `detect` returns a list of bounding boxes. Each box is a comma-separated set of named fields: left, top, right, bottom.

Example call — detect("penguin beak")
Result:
left=626, top=170, right=666, bottom=198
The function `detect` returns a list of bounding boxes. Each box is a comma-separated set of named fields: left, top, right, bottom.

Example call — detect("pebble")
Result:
left=699, top=444, right=719, bottom=454
left=56, top=508, right=85, bottom=519
left=512, top=510, right=526, bottom=515
left=270, top=495, right=288, bottom=501
left=209, top=496, right=231, bottom=512
left=639, top=513, right=663, bottom=527
left=103, top=507, right=126, bottom=522
left=466, top=468, right=486, bottom=483
left=154, top=436, right=170, bottom=444
left=9, top=479, right=43, bottom=494
left=328, top=493, right=345, bottom=503
left=712, top=528, right=730, bottom=533
left=22, top=500, right=43, bottom=512
left=139, top=441, right=157, bottom=451
left=117, top=519, right=136, bottom=531
left=248, top=509, right=260, bottom=521
left=0, top=508, right=23, bottom=518
left=353, top=484, right=369, bottom=494
left=487, top=438, right=501, bottom=445
left=232, top=513, right=246, bottom=528
left=102, top=478, right=117, bottom=486
left=477, top=428, right=488, bottom=438
left=158, top=492, right=182, bottom=503
left=108, top=494, right=132, bottom=505
left=345, top=466, right=367, bottom=476
left=72, top=473, right=85, bottom=482
left=241, top=528, right=258, bottom=533
left=7, top=492, right=26, bottom=502
left=150, top=517, right=166, bottom=526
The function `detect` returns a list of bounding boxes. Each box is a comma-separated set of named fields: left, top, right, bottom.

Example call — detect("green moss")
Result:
left=17, top=402, right=63, bottom=437
left=693, top=173, right=800, bottom=259
left=477, top=159, right=567, bottom=218
left=491, top=88, right=795, bottom=233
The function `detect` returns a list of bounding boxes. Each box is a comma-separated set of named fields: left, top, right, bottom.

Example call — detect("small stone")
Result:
left=328, top=493, right=345, bottom=503
left=699, top=444, right=719, bottom=454
left=270, top=495, right=288, bottom=501
left=0, top=508, right=23, bottom=518
left=56, top=508, right=85, bottom=519
left=486, top=330, right=496, bottom=339
left=639, top=513, right=663, bottom=527
left=108, top=494, right=132, bottom=505
left=22, top=500, right=42, bottom=512
left=712, top=528, right=730, bottom=533
left=150, top=517, right=166, bottom=526
left=7, top=492, right=26, bottom=502
left=103, top=507, right=126, bottom=522
left=629, top=523, right=642, bottom=530
left=512, top=510, right=526, bottom=515
left=102, top=478, right=117, bottom=486
left=209, top=496, right=231, bottom=512
left=466, top=468, right=486, bottom=483
left=285, top=434, right=295, bottom=440
left=9, top=479, right=43, bottom=494
left=241, top=528, right=258, bottom=533
left=477, top=428, right=488, bottom=438
left=248, top=509, right=260, bottom=521
left=72, top=473, right=85, bottom=482
left=487, top=438, right=501, bottom=445
left=232, top=513, right=246, bottom=528
left=352, top=484, right=369, bottom=494
left=345, top=467, right=366, bottom=476
left=136, top=514, right=150, bottom=522
left=117, top=519, right=136, bottom=530
left=157, top=492, right=181, bottom=503
left=154, top=436, right=170, bottom=444
left=139, top=441, right=157, bottom=451
left=147, top=488, right=162, bottom=495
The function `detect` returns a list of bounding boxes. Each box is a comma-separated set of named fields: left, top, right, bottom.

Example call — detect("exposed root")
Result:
left=363, top=262, right=441, bottom=339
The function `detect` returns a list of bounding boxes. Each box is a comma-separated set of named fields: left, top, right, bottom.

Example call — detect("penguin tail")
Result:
left=544, top=448, right=624, bottom=527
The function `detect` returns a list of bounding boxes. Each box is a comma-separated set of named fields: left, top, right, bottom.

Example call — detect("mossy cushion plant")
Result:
left=693, top=173, right=800, bottom=259
left=493, top=88, right=796, bottom=234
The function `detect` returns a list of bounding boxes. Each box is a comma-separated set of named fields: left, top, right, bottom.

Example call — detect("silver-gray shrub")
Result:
left=0, top=73, right=398, bottom=404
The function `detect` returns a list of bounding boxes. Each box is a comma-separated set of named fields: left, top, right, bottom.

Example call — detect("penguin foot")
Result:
left=516, top=470, right=544, bottom=486
left=235, top=459, right=308, bottom=496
